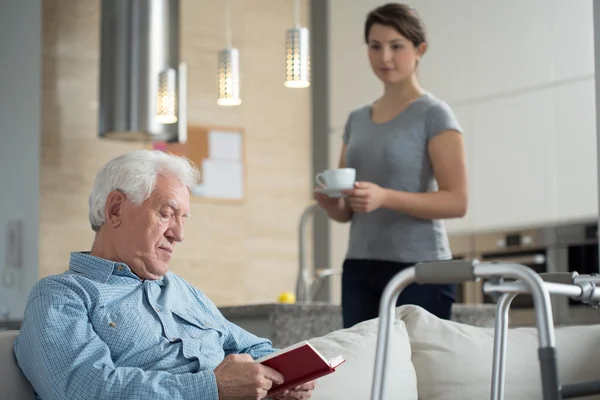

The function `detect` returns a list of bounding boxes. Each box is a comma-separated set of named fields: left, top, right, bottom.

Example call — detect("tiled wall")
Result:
left=40, top=0, right=312, bottom=306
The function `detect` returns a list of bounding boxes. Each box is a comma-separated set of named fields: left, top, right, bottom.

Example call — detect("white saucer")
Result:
left=317, top=186, right=352, bottom=198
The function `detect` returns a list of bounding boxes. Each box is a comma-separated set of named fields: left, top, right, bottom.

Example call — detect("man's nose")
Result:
left=167, top=219, right=184, bottom=242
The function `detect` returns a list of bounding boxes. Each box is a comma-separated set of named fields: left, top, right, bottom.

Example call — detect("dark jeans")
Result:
left=341, top=259, right=457, bottom=328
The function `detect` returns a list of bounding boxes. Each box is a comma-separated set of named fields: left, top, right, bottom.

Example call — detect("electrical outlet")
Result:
left=5, top=219, right=23, bottom=268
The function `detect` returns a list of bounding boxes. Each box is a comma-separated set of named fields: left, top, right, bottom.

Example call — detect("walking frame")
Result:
left=370, top=260, right=600, bottom=400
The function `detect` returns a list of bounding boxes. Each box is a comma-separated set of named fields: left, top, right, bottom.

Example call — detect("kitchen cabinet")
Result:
left=469, top=89, right=558, bottom=231
left=554, top=78, right=598, bottom=222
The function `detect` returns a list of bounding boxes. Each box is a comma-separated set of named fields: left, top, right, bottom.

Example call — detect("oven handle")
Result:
left=482, top=254, right=546, bottom=265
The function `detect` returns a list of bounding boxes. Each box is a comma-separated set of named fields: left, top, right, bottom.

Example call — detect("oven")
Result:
left=554, top=220, right=600, bottom=326
left=472, top=226, right=559, bottom=326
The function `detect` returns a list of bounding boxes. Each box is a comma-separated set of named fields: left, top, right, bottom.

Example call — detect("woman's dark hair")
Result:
left=364, top=3, right=427, bottom=47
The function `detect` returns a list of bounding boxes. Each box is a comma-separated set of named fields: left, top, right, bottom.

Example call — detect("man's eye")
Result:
left=160, top=212, right=170, bottom=219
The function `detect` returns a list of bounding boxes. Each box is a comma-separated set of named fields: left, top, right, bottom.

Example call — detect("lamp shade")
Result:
left=285, top=26, right=310, bottom=88
left=98, top=0, right=180, bottom=141
left=156, top=68, right=178, bottom=124
left=217, top=47, right=242, bottom=106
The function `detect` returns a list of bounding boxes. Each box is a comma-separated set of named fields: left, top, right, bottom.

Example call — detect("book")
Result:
left=255, top=340, right=346, bottom=397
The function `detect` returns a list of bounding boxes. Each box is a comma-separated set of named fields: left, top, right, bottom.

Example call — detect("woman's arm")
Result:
left=382, top=130, right=468, bottom=219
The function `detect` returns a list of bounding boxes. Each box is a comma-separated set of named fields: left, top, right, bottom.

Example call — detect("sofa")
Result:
left=2, top=305, right=600, bottom=399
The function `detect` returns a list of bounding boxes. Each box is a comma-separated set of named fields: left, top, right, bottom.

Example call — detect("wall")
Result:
left=326, top=0, right=597, bottom=304
left=40, top=0, right=312, bottom=306
left=0, top=0, right=42, bottom=319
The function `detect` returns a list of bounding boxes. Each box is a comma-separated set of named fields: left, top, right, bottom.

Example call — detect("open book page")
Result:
left=254, top=341, right=310, bottom=363
left=255, top=340, right=345, bottom=368
left=328, top=355, right=345, bottom=368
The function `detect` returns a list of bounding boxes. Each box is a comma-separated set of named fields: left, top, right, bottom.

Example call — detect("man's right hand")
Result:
left=214, top=354, right=285, bottom=399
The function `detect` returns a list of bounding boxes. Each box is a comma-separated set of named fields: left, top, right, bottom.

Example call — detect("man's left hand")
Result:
left=273, top=381, right=316, bottom=400
left=345, top=181, right=387, bottom=213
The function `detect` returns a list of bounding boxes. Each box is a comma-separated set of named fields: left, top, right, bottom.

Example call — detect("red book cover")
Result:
left=255, top=341, right=345, bottom=397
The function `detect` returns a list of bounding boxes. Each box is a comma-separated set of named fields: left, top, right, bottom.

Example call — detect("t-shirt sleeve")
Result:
left=425, top=101, right=463, bottom=140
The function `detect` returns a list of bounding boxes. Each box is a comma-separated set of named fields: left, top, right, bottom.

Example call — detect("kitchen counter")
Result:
left=219, top=302, right=343, bottom=348
left=218, top=302, right=497, bottom=348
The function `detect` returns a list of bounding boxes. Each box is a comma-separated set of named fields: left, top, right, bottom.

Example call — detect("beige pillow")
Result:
left=308, top=314, right=418, bottom=400
left=398, top=304, right=600, bottom=400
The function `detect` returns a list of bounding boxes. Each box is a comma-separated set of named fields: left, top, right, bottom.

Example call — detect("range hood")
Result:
left=98, top=0, right=185, bottom=142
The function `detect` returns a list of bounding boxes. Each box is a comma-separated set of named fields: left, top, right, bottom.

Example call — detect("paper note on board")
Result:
left=202, top=159, right=244, bottom=200
left=209, top=130, right=242, bottom=161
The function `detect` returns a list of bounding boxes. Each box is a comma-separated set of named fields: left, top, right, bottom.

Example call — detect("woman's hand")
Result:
left=345, top=181, right=387, bottom=213
left=314, top=188, right=345, bottom=213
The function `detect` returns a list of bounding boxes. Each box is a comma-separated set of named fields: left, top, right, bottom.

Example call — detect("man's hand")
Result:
left=273, top=381, right=316, bottom=400
left=214, top=354, right=285, bottom=399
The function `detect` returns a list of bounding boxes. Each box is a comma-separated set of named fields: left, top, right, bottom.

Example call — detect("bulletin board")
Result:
left=150, top=124, right=246, bottom=204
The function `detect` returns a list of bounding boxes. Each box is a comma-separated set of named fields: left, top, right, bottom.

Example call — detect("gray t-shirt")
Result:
left=342, top=92, right=463, bottom=263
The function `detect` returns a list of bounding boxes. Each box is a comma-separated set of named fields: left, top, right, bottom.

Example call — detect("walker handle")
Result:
left=414, top=260, right=477, bottom=284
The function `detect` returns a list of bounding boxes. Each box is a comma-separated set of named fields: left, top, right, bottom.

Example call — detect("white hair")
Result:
left=88, top=149, right=201, bottom=232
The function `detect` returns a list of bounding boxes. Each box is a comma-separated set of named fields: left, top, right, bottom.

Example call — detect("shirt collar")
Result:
left=69, top=252, right=121, bottom=283
left=69, top=252, right=165, bottom=285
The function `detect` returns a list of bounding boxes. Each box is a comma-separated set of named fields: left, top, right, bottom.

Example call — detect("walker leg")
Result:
left=491, top=292, right=517, bottom=400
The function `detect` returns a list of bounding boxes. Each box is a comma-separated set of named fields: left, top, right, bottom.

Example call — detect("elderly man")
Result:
left=14, top=150, right=315, bottom=400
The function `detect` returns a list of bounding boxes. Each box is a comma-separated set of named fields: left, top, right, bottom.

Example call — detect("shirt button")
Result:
left=117, top=265, right=123, bottom=272
left=155, top=308, right=160, bottom=313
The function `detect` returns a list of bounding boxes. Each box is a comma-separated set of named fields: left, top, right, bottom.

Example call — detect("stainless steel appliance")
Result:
left=471, top=225, right=559, bottom=326
left=449, top=219, right=600, bottom=326
left=554, top=219, right=600, bottom=325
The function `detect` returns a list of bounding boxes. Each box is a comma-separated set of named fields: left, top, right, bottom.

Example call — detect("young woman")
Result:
left=315, top=3, right=468, bottom=328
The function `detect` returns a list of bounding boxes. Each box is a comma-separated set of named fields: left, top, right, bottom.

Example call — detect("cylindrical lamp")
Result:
left=217, top=47, right=242, bottom=106
left=156, top=68, right=178, bottom=124
left=285, top=26, right=310, bottom=88
left=98, top=0, right=180, bottom=141
left=284, top=0, right=310, bottom=88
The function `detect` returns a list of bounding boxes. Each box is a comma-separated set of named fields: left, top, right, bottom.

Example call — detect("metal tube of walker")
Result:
left=474, top=264, right=555, bottom=347
left=370, top=267, right=416, bottom=400
left=371, top=261, right=558, bottom=400
left=486, top=276, right=600, bottom=400
left=490, top=292, right=517, bottom=400
left=371, top=260, right=477, bottom=400
left=485, top=279, right=600, bottom=304
left=475, top=263, right=559, bottom=400
left=483, top=281, right=584, bottom=299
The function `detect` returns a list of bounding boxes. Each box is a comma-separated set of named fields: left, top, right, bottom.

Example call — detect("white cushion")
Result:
left=398, top=305, right=600, bottom=400
left=308, top=314, right=418, bottom=400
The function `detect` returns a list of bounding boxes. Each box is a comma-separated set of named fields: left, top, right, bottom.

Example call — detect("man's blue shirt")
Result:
left=14, top=252, right=276, bottom=399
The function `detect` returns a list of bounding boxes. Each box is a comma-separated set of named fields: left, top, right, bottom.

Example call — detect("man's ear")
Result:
left=105, top=190, right=126, bottom=228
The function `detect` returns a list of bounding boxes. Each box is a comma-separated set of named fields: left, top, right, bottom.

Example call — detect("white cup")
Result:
left=315, top=168, right=356, bottom=189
